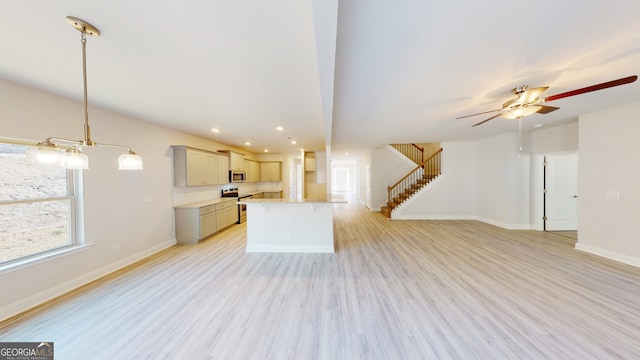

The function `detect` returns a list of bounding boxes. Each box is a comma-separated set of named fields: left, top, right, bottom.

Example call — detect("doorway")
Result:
left=331, top=163, right=354, bottom=192
left=543, top=153, right=578, bottom=233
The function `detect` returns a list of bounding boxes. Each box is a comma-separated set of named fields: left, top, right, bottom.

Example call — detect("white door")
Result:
left=545, top=153, right=578, bottom=231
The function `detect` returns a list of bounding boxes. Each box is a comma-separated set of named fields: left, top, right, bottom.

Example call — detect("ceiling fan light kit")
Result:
left=502, top=105, right=542, bottom=119
left=25, top=16, right=143, bottom=170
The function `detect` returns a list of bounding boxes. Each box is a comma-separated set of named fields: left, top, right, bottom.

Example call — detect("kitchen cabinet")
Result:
left=260, top=161, right=282, bottom=182
left=175, top=198, right=237, bottom=244
left=305, top=157, right=316, bottom=171
left=216, top=200, right=238, bottom=230
left=245, top=159, right=260, bottom=183
left=220, top=150, right=245, bottom=171
left=198, top=205, right=217, bottom=240
left=172, top=146, right=230, bottom=187
left=262, top=191, right=282, bottom=199
left=217, top=155, right=229, bottom=184
left=252, top=192, right=264, bottom=199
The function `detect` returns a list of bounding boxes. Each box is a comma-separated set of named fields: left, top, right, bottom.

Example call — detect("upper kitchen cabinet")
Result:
left=245, top=159, right=260, bottom=183
left=219, top=150, right=245, bottom=171
left=305, top=156, right=316, bottom=172
left=260, top=161, right=282, bottom=182
left=172, top=146, right=230, bottom=187
left=217, top=153, right=230, bottom=184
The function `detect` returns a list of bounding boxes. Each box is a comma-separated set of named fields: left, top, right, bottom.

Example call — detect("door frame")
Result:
left=532, top=150, right=578, bottom=231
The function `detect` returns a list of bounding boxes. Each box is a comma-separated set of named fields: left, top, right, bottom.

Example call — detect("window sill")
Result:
left=0, top=244, right=94, bottom=275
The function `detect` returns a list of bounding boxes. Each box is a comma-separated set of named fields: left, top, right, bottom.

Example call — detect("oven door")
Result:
left=238, top=195, right=252, bottom=223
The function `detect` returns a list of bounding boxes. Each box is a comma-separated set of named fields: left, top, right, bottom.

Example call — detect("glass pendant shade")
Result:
left=62, top=147, right=89, bottom=169
left=503, top=105, right=542, bottom=119
left=26, top=141, right=62, bottom=166
left=118, top=151, right=143, bottom=170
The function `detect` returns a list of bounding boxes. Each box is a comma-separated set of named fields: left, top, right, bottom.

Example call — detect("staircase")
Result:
left=390, top=143, right=425, bottom=165
left=381, top=147, right=442, bottom=218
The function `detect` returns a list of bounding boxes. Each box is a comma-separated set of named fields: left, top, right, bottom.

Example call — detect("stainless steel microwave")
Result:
left=230, top=170, right=246, bottom=183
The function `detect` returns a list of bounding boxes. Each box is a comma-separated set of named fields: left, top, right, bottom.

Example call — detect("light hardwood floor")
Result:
left=2, top=195, right=640, bottom=359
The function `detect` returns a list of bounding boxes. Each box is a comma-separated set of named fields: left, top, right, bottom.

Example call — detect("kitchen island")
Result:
left=237, top=194, right=347, bottom=253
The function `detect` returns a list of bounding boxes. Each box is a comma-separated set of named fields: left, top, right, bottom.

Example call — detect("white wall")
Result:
left=393, top=142, right=476, bottom=219
left=576, top=101, right=640, bottom=267
left=0, top=78, right=248, bottom=320
left=376, top=124, right=579, bottom=230
left=530, top=121, right=579, bottom=154
left=475, top=132, right=531, bottom=229
left=390, top=134, right=532, bottom=227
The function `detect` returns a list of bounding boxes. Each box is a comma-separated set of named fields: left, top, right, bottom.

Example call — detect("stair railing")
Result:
left=387, top=148, right=442, bottom=210
left=390, top=143, right=424, bottom=165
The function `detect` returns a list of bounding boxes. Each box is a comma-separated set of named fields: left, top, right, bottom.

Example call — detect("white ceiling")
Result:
left=2, top=1, right=640, bottom=157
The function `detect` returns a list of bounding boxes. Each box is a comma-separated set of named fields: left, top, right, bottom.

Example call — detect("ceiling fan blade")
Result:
left=472, top=113, right=502, bottom=127
left=456, top=109, right=501, bottom=119
left=536, top=105, right=560, bottom=114
left=543, top=75, right=637, bottom=102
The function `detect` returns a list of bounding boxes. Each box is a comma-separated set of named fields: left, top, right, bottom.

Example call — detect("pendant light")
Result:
left=26, top=16, right=143, bottom=170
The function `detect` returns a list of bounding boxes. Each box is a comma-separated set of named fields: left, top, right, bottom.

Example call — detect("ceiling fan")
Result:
left=457, top=75, right=638, bottom=127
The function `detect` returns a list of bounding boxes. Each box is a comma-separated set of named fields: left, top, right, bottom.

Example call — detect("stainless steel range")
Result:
left=221, top=187, right=252, bottom=224
left=237, top=194, right=252, bottom=223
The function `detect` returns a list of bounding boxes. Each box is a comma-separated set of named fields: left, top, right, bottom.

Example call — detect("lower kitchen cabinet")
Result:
left=175, top=199, right=237, bottom=245
left=198, top=205, right=217, bottom=240
left=216, top=201, right=238, bottom=229
left=262, top=191, right=282, bottom=199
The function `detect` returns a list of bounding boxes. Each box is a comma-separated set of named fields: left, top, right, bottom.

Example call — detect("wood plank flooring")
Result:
left=2, top=195, right=640, bottom=359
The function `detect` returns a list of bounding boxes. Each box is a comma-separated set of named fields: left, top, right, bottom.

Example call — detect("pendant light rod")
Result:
left=81, top=31, right=94, bottom=147
left=67, top=16, right=100, bottom=147
left=24, top=16, right=143, bottom=170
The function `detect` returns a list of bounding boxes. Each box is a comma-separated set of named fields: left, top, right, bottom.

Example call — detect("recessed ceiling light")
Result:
left=245, top=141, right=251, bottom=146
left=291, top=140, right=297, bottom=144
left=264, top=149, right=269, bottom=152
left=276, top=126, right=284, bottom=131
left=345, top=152, right=349, bottom=156
left=211, top=128, right=220, bottom=133
left=533, top=124, right=543, bottom=128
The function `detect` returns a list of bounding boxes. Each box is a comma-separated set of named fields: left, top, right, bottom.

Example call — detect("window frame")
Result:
left=0, top=140, right=84, bottom=268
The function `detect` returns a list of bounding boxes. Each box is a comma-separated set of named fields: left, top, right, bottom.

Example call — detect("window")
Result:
left=0, top=143, right=80, bottom=265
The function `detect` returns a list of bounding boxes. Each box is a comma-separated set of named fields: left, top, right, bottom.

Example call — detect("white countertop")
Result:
left=238, top=194, right=347, bottom=204
left=174, top=197, right=238, bottom=209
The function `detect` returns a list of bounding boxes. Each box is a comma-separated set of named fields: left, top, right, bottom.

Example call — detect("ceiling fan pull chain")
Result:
left=518, top=117, right=523, bottom=156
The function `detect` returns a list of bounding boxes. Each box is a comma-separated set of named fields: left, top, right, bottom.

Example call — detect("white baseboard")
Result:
left=475, top=216, right=533, bottom=230
left=0, top=239, right=176, bottom=322
left=391, top=214, right=475, bottom=220
left=389, top=214, right=531, bottom=230
left=246, top=245, right=334, bottom=253
left=575, top=243, right=640, bottom=269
